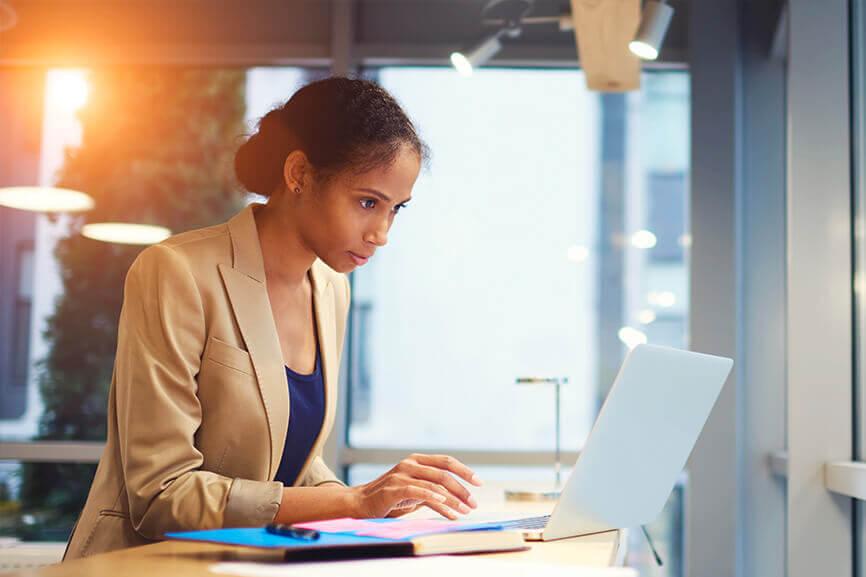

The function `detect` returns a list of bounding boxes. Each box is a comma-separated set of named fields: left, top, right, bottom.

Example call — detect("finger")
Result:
left=412, top=454, right=482, bottom=487
left=392, top=498, right=423, bottom=510
left=410, top=477, right=472, bottom=514
left=395, top=486, right=459, bottom=520
left=403, top=463, right=477, bottom=510
left=386, top=503, right=422, bottom=518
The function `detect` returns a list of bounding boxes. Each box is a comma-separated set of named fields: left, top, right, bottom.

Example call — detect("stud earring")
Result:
left=294, top=187, right=301, bottom=194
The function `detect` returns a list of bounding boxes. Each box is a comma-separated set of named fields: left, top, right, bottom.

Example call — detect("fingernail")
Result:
left=471, top=474, right=483, bottom=486
left=434, top=493, right=447, bottom=502
left=468, top=495, right=478, bottom=508
left=459, top=503, right=471, bottom=514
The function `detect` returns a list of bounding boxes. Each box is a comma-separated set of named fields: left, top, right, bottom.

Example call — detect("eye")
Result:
left=360, top=198, right=376, bottom=210
left=393, top=202, right=409, bottom=214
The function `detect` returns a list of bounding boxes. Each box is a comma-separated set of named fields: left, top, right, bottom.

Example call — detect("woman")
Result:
left=64, top=77, right=481, bottom=560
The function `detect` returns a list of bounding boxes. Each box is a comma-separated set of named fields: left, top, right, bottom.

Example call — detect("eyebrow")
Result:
left=356, top=188, right=412, bottom=205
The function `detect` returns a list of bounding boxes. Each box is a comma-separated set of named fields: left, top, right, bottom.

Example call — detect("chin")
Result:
left=319, top=255, right=353, bottom=274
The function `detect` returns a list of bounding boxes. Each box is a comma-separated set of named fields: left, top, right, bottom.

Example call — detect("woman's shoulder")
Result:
left=129, top=222, right=232, bottom=284
left=162, top=221, right=231, bottom=254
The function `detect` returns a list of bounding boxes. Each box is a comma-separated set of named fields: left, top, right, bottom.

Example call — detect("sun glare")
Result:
left=46, top=69, right=90, bottom=113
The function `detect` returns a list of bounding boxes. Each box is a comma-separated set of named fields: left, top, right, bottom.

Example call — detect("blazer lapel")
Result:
left=219, top=205, right=289, bottom=481
left=288, top=262, right=338, bottom=486
left=310, top=262, right=338, bottom=449
left=219, top=204, right=340, bottom=485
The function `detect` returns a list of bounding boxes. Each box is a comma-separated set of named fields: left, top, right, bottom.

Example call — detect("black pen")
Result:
left=265, top=523, right=321, bottom=541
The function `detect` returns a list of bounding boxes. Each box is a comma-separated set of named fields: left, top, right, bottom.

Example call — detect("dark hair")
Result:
left=235, top=77, right=429, bottom=196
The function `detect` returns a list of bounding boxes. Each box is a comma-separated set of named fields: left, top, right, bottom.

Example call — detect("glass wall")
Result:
left=346, top=66, right=690, bottom=577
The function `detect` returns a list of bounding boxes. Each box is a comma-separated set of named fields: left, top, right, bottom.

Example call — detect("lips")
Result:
left=348, top=251, right=372, bottom=266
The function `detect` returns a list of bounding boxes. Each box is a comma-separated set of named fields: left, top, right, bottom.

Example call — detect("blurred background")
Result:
left=2, top=1, right=854, bottom=577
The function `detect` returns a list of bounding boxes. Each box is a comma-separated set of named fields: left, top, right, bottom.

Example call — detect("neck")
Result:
left=254, top=198, right=316, bottom=288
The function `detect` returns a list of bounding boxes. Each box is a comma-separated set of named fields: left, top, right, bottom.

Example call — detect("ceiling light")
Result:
left=453, top=0, right=532, bottom=76
left=451, top=31, right=505, bottom=77
left=81, top=223, right=172, bottom=246
left=450, top=52, right=475, bottom=77
left=618, top=326, right=648, bottom=349
left=638, top=309, right=657, bottom=325
left=629, top=0, right=674, bottom=61
left=0, top=187, right=95, bottom=213
left=630, top=229, right=658, bottom=249
left=647, top=291, right=677, bottom=308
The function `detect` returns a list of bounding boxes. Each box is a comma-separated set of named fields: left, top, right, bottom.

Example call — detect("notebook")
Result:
left=165, top=519, right=527, bottom=559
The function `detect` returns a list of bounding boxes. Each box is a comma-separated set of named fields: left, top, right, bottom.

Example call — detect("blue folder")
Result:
left=166, top=519, right=506, bottom=556
left=167, top=527, right=403, bottom=550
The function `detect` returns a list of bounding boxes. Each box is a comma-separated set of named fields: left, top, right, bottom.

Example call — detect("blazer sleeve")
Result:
left=115, top=244, right=282, bottom=540
left=298, top=273, right=352, bottom=489
left=299, top=456, right=345, bottom=487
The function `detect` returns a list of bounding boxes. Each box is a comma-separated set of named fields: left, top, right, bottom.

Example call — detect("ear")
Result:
left=282, top=150, right=310, bottom=193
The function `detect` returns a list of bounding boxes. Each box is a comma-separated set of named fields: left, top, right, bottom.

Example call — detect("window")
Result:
left=0, top=223, right=35, bottom=421
left=345, top=67, right=690, bottom=577
left=12, top=244, right=34, bottom=396
left=347, top=68, right=690, bottom=451
left=348, top=67, right=600, bottom=451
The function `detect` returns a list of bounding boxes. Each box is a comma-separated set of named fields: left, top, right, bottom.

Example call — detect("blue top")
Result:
left=274, top=348, right=325, bottom=486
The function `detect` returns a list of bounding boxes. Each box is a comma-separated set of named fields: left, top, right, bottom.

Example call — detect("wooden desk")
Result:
left=9, top=484, right=625, bottom=576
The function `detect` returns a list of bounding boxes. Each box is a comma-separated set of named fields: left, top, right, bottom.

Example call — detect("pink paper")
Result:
left=292, top=517, right=478, bottom=540
left=354, top=519, right=463, bottom=539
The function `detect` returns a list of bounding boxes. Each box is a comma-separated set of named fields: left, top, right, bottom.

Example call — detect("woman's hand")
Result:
left=349, top=453, right=483, bottom=520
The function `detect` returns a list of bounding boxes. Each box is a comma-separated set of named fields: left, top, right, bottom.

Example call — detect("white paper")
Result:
left=210, top=556, right=637, bottom=577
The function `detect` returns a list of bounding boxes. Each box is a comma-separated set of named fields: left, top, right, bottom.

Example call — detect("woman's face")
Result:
left=294, top=145, right=421, bottom=273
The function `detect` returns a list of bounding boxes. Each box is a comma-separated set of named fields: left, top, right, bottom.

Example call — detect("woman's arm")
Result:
left=116, top=244, right=282, bottom=538
left=275, top=454, right=482, bottom=524
left=273, top=485, right=356, bottom=524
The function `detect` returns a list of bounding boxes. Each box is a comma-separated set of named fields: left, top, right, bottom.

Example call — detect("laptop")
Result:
left=492, top=344, right=733, bottom=541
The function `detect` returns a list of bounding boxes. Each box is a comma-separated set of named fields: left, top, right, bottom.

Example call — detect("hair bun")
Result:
left=234, top=109, right=291, bottom=196
left=233, top=77, right=426, bottom=196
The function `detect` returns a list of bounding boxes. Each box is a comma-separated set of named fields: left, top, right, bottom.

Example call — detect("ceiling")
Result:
left=0, top=0, right=688, bottom=68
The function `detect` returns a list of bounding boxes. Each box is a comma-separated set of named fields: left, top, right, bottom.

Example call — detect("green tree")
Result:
left=18, top=68, right=247, bottom=540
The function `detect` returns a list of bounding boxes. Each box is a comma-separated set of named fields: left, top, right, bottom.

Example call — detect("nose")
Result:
left=364, top=217, right=389, bottom=247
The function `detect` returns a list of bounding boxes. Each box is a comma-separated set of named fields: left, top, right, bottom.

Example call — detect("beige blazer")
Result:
left=64, top=204, right=349, bottom=560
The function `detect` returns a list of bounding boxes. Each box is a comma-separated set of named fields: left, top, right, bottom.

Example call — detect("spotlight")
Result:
left=452, top=0, right=531, bottom=76
left=451, top=30, right=506, bottom=77
left=630, top=229, right=658, bottom=249
left=618, top=326, right=648, bottom=349
left=629, top=0, right=674, bottom=61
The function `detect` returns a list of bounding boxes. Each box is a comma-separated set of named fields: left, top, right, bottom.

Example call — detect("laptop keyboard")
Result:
left=496, top=515, right=551, bottom=530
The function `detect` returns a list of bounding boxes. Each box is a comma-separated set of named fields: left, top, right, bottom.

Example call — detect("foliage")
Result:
left=18, top=68, right=247, bottom=540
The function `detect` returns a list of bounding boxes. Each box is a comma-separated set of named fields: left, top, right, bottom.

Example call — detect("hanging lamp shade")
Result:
left=81, top=222, right=172, bottom=245
left=0, top=186, right=95, bottom=213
